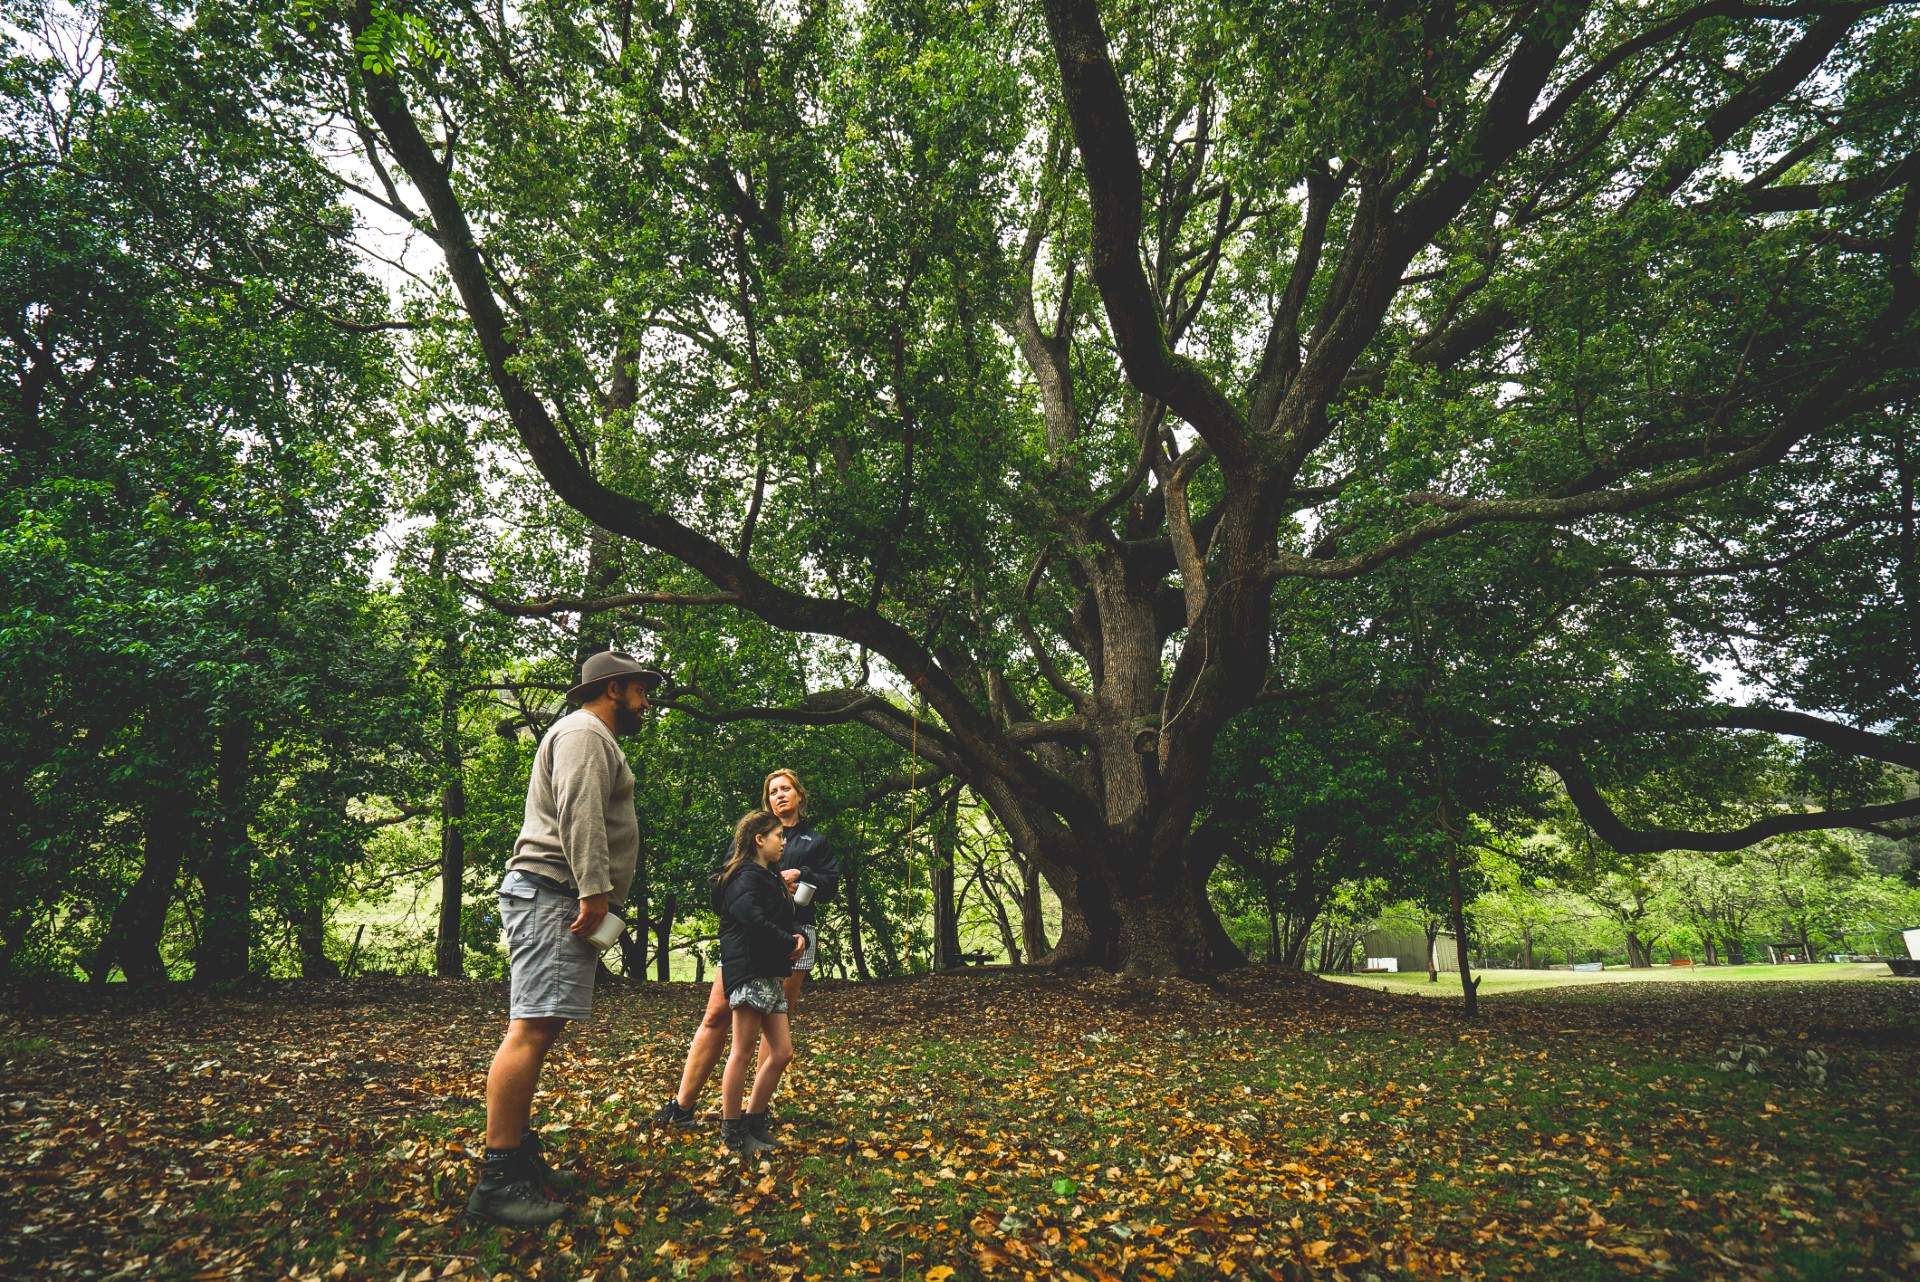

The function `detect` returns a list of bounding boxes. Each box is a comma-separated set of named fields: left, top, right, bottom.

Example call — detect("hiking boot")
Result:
left=651, top=1097, right=698, bottom=1130
left=464, top=1154, right=569, bottom=1228
left=521, top=1128, right=580, bottom=1196
left=745, top=1111, right=781, bottom=1152
left=720, top=1117, right=756, bottom=1154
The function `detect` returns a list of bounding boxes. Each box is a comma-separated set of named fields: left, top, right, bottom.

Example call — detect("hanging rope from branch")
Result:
left=904, top=697, right=918, bottom=974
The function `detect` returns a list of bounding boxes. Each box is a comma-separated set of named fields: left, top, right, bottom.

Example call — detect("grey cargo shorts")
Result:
left=499, top=870, right=598, bottom=1021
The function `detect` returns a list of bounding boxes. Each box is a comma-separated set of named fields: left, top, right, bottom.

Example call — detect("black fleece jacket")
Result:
left=711, top=861, right=796, bottom=996
left=777, top=820, right=838, bottom=928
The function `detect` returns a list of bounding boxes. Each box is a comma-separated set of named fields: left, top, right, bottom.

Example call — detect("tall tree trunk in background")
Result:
left=1425, top=917, right=1441, bottom=983
left=430, top=536, right=467, bottom=979
left=1019, top=862, right=1050, bottom=963
left=653, top=890, right=675, bottom=981
left=933, top=790, right=961, bottom=969
left=574, top=527, right=624, bottom=664
left=97, top=798, right=192, bottom=983
left=436, top=774, right=466, bottom=978
left=1442, top=824, right=1480, bottom=1019
left=1625, top=929, right=1650, bottom=968
left=979, top=861, right=1022, bottom=964
left=195, top=722, right=254, bottom=983
left=615, top=923, right=646, bottom=979
left=1266, top=884, right=1281, bottom=964
left=844, top=864, right=873, bottom=981
left=296, top=895, right=339, bottom=978
left=1518, top=924, right=1535, bottom=970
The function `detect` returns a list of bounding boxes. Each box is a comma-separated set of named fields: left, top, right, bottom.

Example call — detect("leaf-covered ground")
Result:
left=3, top=969, right=1916, bottom=1281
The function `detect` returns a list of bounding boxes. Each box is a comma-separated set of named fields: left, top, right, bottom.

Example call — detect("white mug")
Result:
left=791, top=881, right=817, bottom=906
left=586, top=910, right=626, bottom=952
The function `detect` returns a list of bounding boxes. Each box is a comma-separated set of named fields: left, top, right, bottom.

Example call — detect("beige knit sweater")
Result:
left=507, top=709, right=637, bottom=904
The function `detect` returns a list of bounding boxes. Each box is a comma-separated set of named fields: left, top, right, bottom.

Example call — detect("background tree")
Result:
left=1, top=0, right=425, bottom=981
left=238, top=0, right=1920, bottom=974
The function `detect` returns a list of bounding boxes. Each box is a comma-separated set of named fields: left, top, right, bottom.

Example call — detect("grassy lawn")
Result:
left=2, top=969, right=1916, bottom=1281
left=1326, top=962, right=1911, bottom=997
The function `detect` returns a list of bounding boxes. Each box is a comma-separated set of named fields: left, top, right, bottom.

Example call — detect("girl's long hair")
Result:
left=719, top=809, right=785, bottom=889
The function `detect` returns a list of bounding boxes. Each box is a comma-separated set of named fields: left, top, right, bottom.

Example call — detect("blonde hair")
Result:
left=761, top=767, right=808, bottom=817
left=719, top=810, right=785, bottom=889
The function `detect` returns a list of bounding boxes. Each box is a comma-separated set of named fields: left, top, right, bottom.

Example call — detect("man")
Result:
left=651, top=767, right=838, bottom=1133
left=465, top=650, right=664, bottom=1228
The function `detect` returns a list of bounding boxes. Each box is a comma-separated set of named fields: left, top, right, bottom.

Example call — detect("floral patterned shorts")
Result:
left=727, top=976, right=789, bottom=1015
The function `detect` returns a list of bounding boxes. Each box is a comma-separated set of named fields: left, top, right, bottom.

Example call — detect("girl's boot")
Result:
left=721, top=1117, right=754, bottom=1153
left=744, top=1112, right=781, bottom=1152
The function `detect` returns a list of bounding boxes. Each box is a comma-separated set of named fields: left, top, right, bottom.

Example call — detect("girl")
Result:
left=711, top=810, right=806, bottom=1153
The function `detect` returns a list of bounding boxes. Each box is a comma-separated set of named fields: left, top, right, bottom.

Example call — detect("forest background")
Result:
left=5, top=0, right=1920, bottom=994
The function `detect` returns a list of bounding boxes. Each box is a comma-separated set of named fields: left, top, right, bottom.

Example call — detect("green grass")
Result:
left=4, top=971, right=1916, bottom=1281
left=1326, top=960, right=1910, bottom=996
left=0, top=1035, right=55, bottom=1056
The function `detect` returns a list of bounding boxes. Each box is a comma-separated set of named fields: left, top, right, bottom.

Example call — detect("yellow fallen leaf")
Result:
left=926, top=1268, right=955, bottom=1282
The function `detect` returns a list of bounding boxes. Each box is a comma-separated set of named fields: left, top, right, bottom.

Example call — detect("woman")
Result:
left=652, top=767, right=839, bottom=1129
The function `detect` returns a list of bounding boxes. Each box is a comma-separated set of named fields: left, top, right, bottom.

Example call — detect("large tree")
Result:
left=196, top=0, right=1920, bottom=973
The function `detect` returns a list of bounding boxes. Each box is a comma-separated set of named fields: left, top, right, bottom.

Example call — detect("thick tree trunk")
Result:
left=616, top=922, right=647, bottom=979
left=194, top=723, right=254, bottom=983
left=435, top=779, right=466, bottom=978
left=1518, top=924, right=1535, bottom=970
left=1425, top=918, right=1441, bottom=983
left=933, top=791, right=961, bottom=968
left=97, top=801, right=191, bottom=984
left=296, top=895, right=339, bottom=979
left=1626, top=929, right=1651, bottom=968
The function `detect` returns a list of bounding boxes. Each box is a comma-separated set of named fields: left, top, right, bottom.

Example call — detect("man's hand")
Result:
left=780, top=868, right=802, bottom=887
left=789, top=933, right=806, bottom=961
left=570, top=892, right=610, bottom=938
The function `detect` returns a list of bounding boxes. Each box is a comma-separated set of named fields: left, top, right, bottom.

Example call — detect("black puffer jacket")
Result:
left=711, top=862, right=797, bottom=997
left=778, top=820, right=839, bottom=928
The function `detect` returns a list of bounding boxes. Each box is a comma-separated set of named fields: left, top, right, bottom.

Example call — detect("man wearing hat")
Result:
left=466, top=649, right=665, bottom=1227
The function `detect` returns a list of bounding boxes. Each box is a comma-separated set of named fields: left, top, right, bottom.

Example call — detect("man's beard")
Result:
left=613, top=703, right=645, bottom=735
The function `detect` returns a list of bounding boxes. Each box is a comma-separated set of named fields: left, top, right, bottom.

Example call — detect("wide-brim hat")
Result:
left=567, top=649, right=667, bottom=705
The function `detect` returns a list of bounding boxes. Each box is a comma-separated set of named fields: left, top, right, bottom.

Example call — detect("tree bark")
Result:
left=1626, top=929, right=1651, bottom=968
left=194, top=723, right=254, bottom=983
left=1443, top=834, right=1480, bottom=1019
left=933, top=790, right=962, bottom=968
left=652, top=890, right=675, bottom=981
left=844, top=864, right=873, bottom=981
left=979, top=860, right=1022, bottom=964
left=435, top=780, right=466, bottom=978
left=1018, top=862, right=1050, bottom=964
left=97, top=799, right=191, bottom=984
left=296, top=895, right=339, bottom=979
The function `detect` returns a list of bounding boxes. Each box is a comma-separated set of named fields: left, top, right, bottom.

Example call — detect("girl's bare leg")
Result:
left=720, top=1007, right=764, bottom=1120
left=746, top=1012, right=794, bottom=1115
